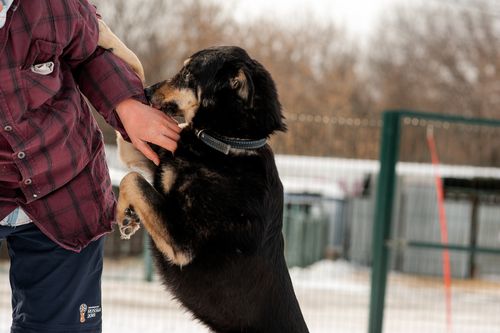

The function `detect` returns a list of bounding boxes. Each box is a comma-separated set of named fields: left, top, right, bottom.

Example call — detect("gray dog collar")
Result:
left=195, top=129, right=267, bottom=155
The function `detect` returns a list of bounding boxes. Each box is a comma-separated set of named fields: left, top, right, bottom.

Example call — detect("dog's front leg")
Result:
left=117, top=172, right=193, bottom=266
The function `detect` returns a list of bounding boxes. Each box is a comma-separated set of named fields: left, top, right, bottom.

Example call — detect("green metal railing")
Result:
left=368, top=110, right=500, bottom=333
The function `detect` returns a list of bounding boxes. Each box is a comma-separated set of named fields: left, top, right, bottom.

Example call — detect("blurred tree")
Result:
left=368, top=0, right=500, bottom=165
left=369, top=1, right=499, bottom=118
left=234, top=17, right=370, bottom=156
left=91, top=0, right=368, bottom=157
left=90, top=0, right=499, bottom=165
left=93, top=0, right=234, bottom=83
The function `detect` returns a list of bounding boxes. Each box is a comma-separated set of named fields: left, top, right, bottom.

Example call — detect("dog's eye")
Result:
left=183, top=72, right=191, bottom=82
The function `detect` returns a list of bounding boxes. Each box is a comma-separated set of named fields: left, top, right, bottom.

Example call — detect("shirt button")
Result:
left=17, top=151, right=26, bottom=159
left=4, top=125, right=12, bottom=132
left=24, top=178, right=32, bottom=185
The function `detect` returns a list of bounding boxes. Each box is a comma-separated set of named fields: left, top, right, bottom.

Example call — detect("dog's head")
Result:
left=145, top=46, right=286, bottom=139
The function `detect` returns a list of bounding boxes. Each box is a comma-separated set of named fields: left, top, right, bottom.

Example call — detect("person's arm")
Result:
left=64, top=0, right=180, bottom=164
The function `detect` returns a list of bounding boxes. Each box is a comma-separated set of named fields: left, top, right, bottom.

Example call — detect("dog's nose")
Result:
left=144, top=87, right=154, bottom=103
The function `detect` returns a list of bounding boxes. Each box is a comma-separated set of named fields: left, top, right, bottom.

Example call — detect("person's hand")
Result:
left=116, top=98, right=181, bottom=166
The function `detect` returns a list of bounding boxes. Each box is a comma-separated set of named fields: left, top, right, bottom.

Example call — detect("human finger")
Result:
left=133, top=139, right=160, bottom=166
left=161, top=128, right=181, bottom=142
left=167, top=120, right=183, bottom=134
left=157, top=114, right=182, bottom=133
left=147, top=134, right=178, bottom=153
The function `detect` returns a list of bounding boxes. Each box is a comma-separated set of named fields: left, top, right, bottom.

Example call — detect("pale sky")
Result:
left=230, top=0, right=404, bottom=36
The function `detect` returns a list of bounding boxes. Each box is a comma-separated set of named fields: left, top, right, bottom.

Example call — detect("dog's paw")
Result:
left=119, top=205, right=141, bottom=239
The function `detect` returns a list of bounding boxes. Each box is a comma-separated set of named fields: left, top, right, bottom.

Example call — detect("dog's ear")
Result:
left=230, top=69, right=254, bottom=108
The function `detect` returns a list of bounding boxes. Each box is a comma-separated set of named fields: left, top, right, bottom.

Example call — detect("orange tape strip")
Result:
left=426, top=128, right=453, bottom=333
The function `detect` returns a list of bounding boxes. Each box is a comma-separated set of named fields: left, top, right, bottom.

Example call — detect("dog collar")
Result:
left=194, top=129, right=267, bottom=155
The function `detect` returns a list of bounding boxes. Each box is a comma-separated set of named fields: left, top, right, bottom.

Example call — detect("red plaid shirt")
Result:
left=0, top=0, right=145, bottom=251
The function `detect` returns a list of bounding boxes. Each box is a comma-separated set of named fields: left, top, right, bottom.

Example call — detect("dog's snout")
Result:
left=145, top=80, right=168, bottom=108
left=144, top=87, right=154, bottom=103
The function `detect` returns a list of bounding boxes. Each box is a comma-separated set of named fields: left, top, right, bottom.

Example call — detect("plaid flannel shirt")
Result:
left=0, top=0, right=146, bottom=251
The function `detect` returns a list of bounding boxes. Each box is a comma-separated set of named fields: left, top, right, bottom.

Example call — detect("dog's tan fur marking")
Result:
left=161, top=166, right=176, bottom=193
left=116, top=173, right=142, bottom=239
left=117, top=172, right=192, bottom=266
left=232, top=69, right=250, bottom=101
left=116, top=132, right=155, bottom=179
left=97, top=19, right=145, bottom=84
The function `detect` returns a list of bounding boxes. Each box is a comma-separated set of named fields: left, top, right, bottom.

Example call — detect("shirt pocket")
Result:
left=22, top=39, right=63, bottom=110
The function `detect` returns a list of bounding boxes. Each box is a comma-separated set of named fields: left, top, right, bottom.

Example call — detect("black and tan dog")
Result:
left=112, top=44, right=309, bottom=332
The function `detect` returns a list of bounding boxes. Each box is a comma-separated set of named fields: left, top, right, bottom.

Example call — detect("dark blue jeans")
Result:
left=0, top=223, right=104, bottom=333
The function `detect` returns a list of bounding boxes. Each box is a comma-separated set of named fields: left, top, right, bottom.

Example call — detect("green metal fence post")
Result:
left=368, top=111, right=402, bottom=333
left=144, top=231, right=153, bottom=282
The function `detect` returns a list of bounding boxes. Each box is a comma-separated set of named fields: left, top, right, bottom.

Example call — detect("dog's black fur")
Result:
left=117, top=46, right=309, bottom=333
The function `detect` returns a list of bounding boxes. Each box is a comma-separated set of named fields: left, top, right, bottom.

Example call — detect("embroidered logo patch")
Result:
left=87, top=305, right=102, bottom=319
left=79, top=303, right=101, bottom=323
left=79, top=304, right=87, bottom=323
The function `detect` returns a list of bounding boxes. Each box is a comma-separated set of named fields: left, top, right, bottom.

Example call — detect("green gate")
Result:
left=368, top=110, right=500, bottom=333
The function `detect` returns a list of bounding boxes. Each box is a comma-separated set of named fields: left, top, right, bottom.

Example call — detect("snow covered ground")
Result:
left=1, top=259, right=500, bottom=333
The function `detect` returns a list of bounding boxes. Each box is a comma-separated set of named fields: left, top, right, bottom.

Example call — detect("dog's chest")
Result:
left=155, top=156, right=221, bottom=196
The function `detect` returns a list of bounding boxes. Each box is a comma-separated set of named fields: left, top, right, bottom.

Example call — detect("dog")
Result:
left=108, top=40, right=309, bottom=332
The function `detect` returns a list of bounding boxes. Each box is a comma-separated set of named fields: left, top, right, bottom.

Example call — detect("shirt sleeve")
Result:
left=64, top=0, right=147, bottom=140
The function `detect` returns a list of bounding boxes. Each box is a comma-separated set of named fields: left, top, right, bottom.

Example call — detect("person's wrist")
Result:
left=116, top=98, right=138, bottom=120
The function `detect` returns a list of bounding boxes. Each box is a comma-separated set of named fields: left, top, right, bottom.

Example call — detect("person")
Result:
left=0, top=1, right=181, bottom=332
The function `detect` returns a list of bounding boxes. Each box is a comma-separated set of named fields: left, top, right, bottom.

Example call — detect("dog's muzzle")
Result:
left=144, top=80, right=167, bottom=106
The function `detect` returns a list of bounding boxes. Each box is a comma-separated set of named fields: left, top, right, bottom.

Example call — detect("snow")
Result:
left=2, top=259, right=500, bottom=333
